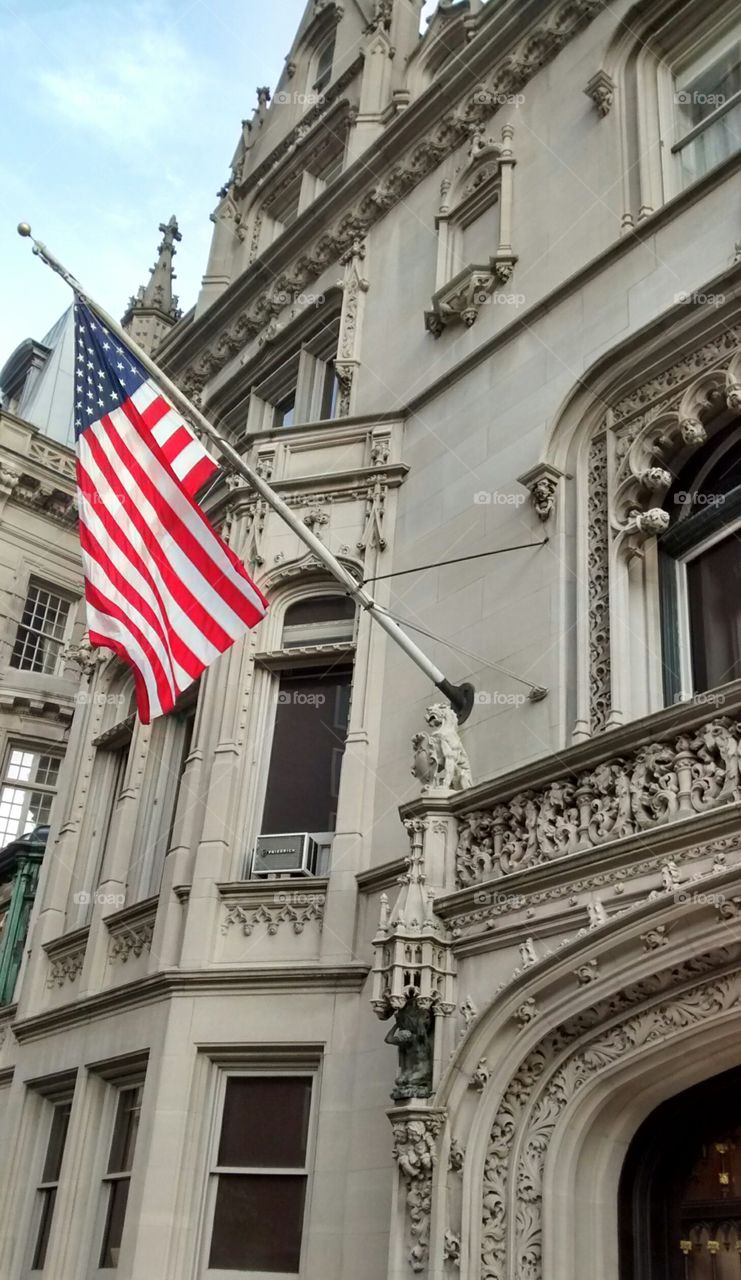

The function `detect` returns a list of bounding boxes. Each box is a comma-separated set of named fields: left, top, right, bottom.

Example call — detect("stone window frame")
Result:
left=9, top=577, right=76, bottom=677
left=194, top=1046, right=323, bottom=1280
left=605, top=0, right=741, bottom=228
left=233, top=300, right=344, bottom=436
left=424, top=123, right=517, bottom=336
left=240, top=579, right=357, bottom=881
left=21, top=1069, right=77, bottom=1279
left=84, top=1052, right=149, bottom=1280
left=0, top=739, right=64, bottom=850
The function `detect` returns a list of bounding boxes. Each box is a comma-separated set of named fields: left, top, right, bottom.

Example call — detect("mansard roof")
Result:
left=0, top=307, right=76, bottom=449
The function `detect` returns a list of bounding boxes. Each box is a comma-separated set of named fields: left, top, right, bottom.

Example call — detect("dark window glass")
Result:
left=99, top=1085, right=142, bottom=1269
left=32, top=1101, right=71, bottom=1271
left=99, top=1179, right=130, bottom=1269
left=274, top=392, right=296, bottom=429
left=209, top=1174, right=306, bottom=1271
left=261, top=669, right=352, bottom=834
left=320, top=362, right=339, bottom=420
left=313, top=37, right=335, bottom=92
left=687, top=534, right=741, bottom=691
left=217, top=1077, right=311, bottom=1168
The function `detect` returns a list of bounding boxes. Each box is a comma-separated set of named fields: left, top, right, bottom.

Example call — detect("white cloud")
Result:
left=36, top=6, right=206, bottom=153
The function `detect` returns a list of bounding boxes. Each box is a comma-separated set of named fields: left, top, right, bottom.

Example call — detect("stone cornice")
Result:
left=12, top=963, right=370, bottom=1042
left=159, top=0, right=606, bottom=386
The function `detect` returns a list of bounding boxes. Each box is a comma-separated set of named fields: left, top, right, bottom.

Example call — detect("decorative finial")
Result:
left=17, top=222, right=32, bottom=237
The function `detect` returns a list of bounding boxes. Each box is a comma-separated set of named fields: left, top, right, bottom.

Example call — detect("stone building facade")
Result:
left=1, top=1, right=741, bottom=1278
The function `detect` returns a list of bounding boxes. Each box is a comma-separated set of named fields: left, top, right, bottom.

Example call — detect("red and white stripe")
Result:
left=76, top=397, right=267, bottom=722
left=127, top=380, right=218, bottom=497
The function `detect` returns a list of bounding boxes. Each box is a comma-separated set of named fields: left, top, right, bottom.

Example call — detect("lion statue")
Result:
left=411, top=702, right=472, bottom=792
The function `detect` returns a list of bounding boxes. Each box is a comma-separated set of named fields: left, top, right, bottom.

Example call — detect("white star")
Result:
left=109, top=390, right=118, bottom=400
left=87, top=390, right=94, bottom=400
left=116, top=361, right=125, bottom=370
left=86, top=406, right=94, bottom=416
left=76, top=400, right=82, bottom=409
left=129, top=364, right=137, bottom=373
left=77, top=353, right=84, bottom=363
left=102, top=341, right=110, bottom=350
left=97, top=397, right=104, bottom=406
left=115, top=346, right=124, bottom=354
left=87, top=361, right=94, bottom=370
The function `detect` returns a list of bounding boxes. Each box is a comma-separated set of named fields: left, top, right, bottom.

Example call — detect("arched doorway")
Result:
left=619, top=1065, right=741, bottom=1279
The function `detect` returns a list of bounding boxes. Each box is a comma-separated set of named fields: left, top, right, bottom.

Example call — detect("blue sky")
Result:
left=0, top=0, right=307, bottom=360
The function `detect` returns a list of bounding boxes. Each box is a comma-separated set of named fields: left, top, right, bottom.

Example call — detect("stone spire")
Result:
left=122, top=215, right=183, bottom=356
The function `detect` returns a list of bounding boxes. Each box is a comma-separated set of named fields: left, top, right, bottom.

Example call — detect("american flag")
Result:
left=73, top=298, right=267, bottom=723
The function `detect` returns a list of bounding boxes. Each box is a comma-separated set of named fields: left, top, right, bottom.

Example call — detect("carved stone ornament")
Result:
left=0, top=461, right=21, bottom=491
left=222, top=899, right=325, bottom=936
left=108, top=921, right=154, bottom=963
left=384, top=997, right=435, bottom=1101
left=480, top=953, right=741, bottom=1280
left=584, top=69, right=615, bottom=116
left=62, top=633, right=110, bottom=679
left=518, top=462, right=565, bottom=522
left=412, top=703, right=472, bottom=794
left=47, top=946, right=85, bottom=988
left=455, top=710, right=741, bottom=887
left=425, top=256, right=516, bottom=336
left=371, top=824, right=456, bottom=1017
left=391, top=1108, right=445, bottom=1273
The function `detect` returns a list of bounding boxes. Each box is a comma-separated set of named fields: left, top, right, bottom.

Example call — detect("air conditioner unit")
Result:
left=252, top=833, right=319, bottom=878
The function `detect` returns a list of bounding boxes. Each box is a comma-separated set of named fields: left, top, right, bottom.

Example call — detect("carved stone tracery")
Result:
left=391, top=1109, right=445, bottom=1273
left=480, top=955, right=741, bottom=1280
left=455, top=711, right=741, bottom=886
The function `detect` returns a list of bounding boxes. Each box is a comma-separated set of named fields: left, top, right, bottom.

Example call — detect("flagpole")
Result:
left=18, top=224, right=476, bottom=721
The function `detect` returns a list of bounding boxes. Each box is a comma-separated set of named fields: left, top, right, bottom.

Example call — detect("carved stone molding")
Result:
left=455, top=711, right=741, bottom=886
left=108, top=921, right=154, bottom=963
left=584, top=69, right=615, bottom=116
left=425, top=255, right=516, bottom=336
left=390, top=1107, right=446, bottom=1273
left=481, top=950, right=741, bottom=1280
left=222, top=899, right=325, bottom=936
left=46, top=946, right=85, bottom=988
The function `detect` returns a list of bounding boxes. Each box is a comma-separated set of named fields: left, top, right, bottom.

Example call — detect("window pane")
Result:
left=687, top=534, right=741, bottom=691
left=99, top=1178, right=129, bottom=1269
left=678, top=100, right=741, bottom=185
left=209, top=1174, right=307, bottom=1272
left=9, top=584, right=70, bottom=674
left=676, top=38, right=741, bottom=133
left=107, top=1087, right=142, bottom=1174
left=217, top=1077, right=311, bottom=1168
left=32, top=1187, right=56, bottom=1271
left=261, top=669, right=352, bottom=834
left=42, top=1102, right=71, bottom=1182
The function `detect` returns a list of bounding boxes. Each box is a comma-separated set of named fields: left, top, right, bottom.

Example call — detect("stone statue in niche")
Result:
left=383, top=996, right=435, bottom=1101
left=411, top=703, right=472, bottom=792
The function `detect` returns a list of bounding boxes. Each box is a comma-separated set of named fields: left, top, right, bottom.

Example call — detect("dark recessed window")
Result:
left=10, top=582, right=72, bottom=675
left=313, top=36, right=335, bottom=93
left=208, top=1076, right=313, bottom=1273
left=99, top=1085, right=142, bottom=1269
left=31, top=1100, right=72, bottom=1271
left=273, top=391, right=296, bottom=429
left=660, top=424, right=741, bottom=702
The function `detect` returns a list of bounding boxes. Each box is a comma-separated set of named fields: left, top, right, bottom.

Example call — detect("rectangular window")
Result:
left=273, top=391, right=296, bottom=430
left=10, top=582, right=72, bottom=675
left=261, top=668, right=352, bottom=836
left=673, top=32, right=741, bottom=185
left=0, top=746, right=62, bottom=849
left=207, top=1076, right=312, bottom=1274
left=31, top=1100, right=72, bottom=1271
left=99, top=1085, right=142, bottom=1269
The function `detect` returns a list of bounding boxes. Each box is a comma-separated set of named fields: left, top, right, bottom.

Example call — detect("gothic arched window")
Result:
left=659, top=423, right=741, bottom=702
left=619, top=1065, right=741, bottom=1279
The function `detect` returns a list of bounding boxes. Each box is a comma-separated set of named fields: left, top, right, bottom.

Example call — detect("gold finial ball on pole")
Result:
left=17, top=222, right=32, bottom=238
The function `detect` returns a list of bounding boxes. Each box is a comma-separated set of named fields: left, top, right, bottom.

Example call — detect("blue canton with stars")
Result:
left=73, top=298, right=150, bottom=440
